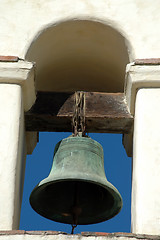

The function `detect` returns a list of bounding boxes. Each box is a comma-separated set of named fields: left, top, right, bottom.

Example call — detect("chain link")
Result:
left=72, top=91, right=85, bottom=137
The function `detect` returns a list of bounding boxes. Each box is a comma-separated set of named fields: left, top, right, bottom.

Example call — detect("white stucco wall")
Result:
left=1, top=0, right=160, bottom=235
left=132, top=88, right=160, bottom=235
left=0, top=84, right=25, bottom=230
left=0, top=0, right=160, bottom=60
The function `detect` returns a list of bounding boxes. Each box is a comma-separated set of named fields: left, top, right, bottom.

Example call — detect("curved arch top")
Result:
left=26, top=20, right=130, bottom=93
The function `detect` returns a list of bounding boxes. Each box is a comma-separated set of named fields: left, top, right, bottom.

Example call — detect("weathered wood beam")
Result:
left=25, top=92, right=133, bottom=133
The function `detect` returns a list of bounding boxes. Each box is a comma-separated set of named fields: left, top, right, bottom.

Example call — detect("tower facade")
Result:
left=0, top=0, right=160, bottom=239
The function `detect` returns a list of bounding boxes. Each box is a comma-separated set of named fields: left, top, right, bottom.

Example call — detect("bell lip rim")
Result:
left=29, top=178, right=123, bottom=225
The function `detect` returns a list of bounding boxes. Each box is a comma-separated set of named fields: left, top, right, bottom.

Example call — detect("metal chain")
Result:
left=72, top=91, right=85, bottom=137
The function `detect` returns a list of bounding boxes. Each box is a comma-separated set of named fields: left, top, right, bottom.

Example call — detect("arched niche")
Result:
left=25, top=20, right=130, bottom=93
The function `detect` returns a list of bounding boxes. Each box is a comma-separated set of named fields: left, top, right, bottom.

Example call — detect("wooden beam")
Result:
left=25, top=92, right=133, bottom=133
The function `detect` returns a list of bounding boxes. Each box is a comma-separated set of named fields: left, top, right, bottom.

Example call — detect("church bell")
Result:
left=29, top=136, right=122, bottom=225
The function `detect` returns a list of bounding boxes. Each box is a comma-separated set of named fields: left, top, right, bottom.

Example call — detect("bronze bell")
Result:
left=30, top=136, right=122, bottom=225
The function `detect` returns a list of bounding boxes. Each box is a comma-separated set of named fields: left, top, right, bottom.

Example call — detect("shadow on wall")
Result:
left=25, top=20, right=130, bottom=93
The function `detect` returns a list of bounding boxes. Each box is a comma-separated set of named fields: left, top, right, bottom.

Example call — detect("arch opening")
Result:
left=23, top=20, right=132, bottom=232
left=26, top=20, right=130, bottom=93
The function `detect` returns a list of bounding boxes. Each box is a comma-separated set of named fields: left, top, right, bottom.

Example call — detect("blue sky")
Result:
left=20, top=132, right=132, bottom=234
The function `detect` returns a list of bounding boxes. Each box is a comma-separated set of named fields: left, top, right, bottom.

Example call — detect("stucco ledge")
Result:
left=0, top=59, right=36, bottom=111
left=123, top=61, right=160, bottom=157
left=0, top=231, right=159, bottom=240
left=0, top=58, right=37, bottom=154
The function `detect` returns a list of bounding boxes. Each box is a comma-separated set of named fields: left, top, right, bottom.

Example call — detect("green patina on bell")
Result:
left=30, top=136, right=122, bottom=225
